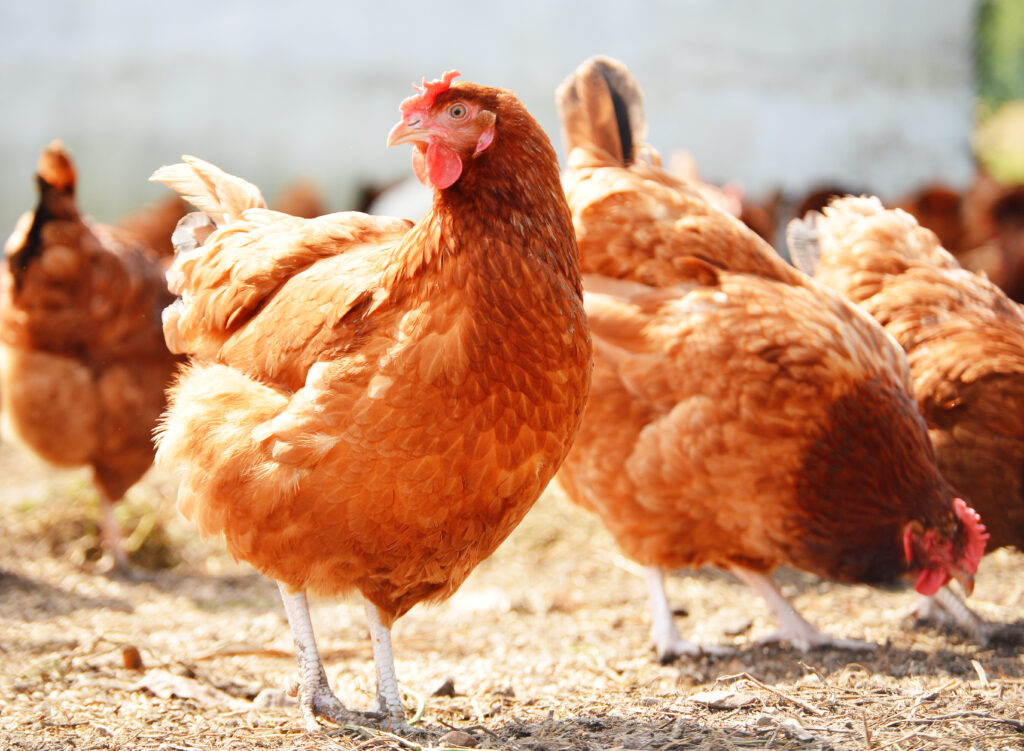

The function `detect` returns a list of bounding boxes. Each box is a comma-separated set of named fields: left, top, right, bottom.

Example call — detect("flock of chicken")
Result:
left=1, top=56, right=1022, bottom=734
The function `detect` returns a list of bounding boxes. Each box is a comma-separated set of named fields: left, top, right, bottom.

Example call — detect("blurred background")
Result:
left=0, top=0, right=1020, bottom=240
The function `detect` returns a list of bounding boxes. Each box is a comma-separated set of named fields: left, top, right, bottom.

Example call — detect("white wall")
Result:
left=0, top=0, right=975, bottom=233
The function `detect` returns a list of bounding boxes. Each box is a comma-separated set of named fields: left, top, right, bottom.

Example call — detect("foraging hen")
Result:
left=152, top=71, right=591, bottom=730
left=554, top=56, right=986, bottom=659
left=789, top=195, right=1024, bottom=638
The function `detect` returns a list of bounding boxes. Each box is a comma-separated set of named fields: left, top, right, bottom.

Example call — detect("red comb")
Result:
left=954, top=497, right=989, bottom=573
left=399, top=70, right=462, bottom=116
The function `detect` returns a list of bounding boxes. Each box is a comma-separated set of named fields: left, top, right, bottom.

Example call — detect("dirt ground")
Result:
left=1, top=441, right=1023, bottom=751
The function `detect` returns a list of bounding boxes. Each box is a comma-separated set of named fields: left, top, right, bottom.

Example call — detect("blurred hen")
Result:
left=554, top=56, right=986, bottom=659
left=0, top=141, right=185, bottom=571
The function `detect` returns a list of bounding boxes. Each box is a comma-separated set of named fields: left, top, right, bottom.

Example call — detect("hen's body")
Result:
left=0, top=142, right=183, bottom=569
left=790, top=196, right=1024, bottom=635
left=555, top=57, right=984, bottom=658
left=154, top=74, right=591, bottom=729
left=567, top=272, right=936, bottom=583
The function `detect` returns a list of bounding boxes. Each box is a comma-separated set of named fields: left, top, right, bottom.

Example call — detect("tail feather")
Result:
left=786, top=213, right=822, bottom=276
left=557, top=56, right=647, bottom=166
left=37, top=140, right=76, bottom=194
left=150, top=156, right=266, bottom=227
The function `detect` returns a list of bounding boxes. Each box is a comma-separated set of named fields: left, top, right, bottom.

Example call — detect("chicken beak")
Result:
left=387, top=118, right=432, bottom=148
left=951, top=566, right=976, bottom=597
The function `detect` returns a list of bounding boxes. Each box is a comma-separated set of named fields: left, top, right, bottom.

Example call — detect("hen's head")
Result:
left=386, top=70, right=498, bottom=190
left=903, top=498, right=988, bottom=596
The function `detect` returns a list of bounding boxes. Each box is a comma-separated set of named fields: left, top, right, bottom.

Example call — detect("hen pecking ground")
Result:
left=1, top=441, right=1022, bottom=751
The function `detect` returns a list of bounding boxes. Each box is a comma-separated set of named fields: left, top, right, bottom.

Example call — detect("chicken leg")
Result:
left=364, top=600, right=410, bottom=732
left=914, top=586, right=993, bottom=643
left=731, top=568, right=873, bottom=651
left=98, top=491, right=131, bottom=575
left=277, top=584, right=382, bottom=732
left=644, top=566, right=732, bottom=661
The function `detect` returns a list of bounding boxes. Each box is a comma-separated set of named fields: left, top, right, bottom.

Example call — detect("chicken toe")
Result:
left=645, top=567, right=732, bottom=661
left=732, top=568, right=874, bottom=651
left=913, top=586, right=995, bottom=643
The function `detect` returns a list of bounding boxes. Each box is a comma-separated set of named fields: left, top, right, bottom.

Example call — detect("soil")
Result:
left=1, top=442, right=1023, bottom=751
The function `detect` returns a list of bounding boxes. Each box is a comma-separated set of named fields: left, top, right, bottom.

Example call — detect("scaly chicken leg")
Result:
left=644, top=567, right=732, bottom=661
left=914, top=586, right=993, bottom=643
left=731, top=568, right=873, bottom=651
left=364, top=601, right=408, bottom=731
left=277, top=584, right=382, bottom=732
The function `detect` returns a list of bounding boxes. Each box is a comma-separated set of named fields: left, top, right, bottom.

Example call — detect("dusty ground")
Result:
left=1, top=442, right=1023, bottom=751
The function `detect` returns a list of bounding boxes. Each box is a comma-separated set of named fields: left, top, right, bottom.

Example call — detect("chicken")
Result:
left=788, top=195, right=1024, bottom=639
left=0, top=141, right=184, bottom=572
left=150, top=71, right=591, bottom=731
left=893, top=182, right=965, bottom=256
left=554, top=56, right=987, bottom=659
left=667, top=149, right=780, bottom=246
left=960, top=173, right=1024, bottom=302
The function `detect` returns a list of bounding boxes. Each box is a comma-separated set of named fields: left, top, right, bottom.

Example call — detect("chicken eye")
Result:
left=448, top=103, right=467, bottom=119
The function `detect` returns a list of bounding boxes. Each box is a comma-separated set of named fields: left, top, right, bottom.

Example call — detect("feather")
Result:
left=150, top=155, right=265, bottom=226
left=786, top=213, right=822, bottom=276
left=556, top=55, right=647, bottom=166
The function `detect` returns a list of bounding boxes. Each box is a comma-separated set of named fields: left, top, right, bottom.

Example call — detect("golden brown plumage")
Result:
left=152, top=72, right=591, bottom=730
left=789, top=195, right=1024, bottom=636
left=554, top=56, right=986, bottom=659
left=0, top=141, right=183, bottom=571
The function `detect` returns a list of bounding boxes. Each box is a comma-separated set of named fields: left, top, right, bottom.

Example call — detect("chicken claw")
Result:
left=644, top=567, right=733, bottom=662
left=732, top=568, right=874, bottom=652
left=277, top=584, right=383, bottom=732
left=913, top=586, right=995, bottom=644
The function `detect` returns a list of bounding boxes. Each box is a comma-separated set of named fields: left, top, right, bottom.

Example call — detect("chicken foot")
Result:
left=278, top=584, right=383, bottom=732
left=364, top=600, right=412, bottom=733
left=914, top=585, right=994, bottom=643
left=731, top=568, right=873, bottom=651
left=644, top=566, right=733, bottom=661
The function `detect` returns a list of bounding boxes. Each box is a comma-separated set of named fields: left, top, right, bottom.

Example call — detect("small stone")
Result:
left=779, top=717, right=814, bottom=741
left=438, top=729, right=478, bottom=748
left=689, top=690, right=757, bottom=710
left=433, top=677, right=457, bottom=697
left=252, top=688, right=294, bottom=709
left=122, top=645, right=144, bottom=671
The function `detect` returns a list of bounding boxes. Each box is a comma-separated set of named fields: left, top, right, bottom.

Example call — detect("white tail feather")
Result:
left=150, top=155, right=266, bottom=226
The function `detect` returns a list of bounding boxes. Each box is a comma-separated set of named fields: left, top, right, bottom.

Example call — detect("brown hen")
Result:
left=151, top=71, right=591, bottom=731
left=554, top=56, right=987, bottom=660
left=789, top=195, right=1024, bottom=639
left=0, top=141, right=184, bottom=571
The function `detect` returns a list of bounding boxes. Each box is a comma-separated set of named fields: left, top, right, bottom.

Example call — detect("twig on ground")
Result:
left=718, top=672, right=825, bottom=717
